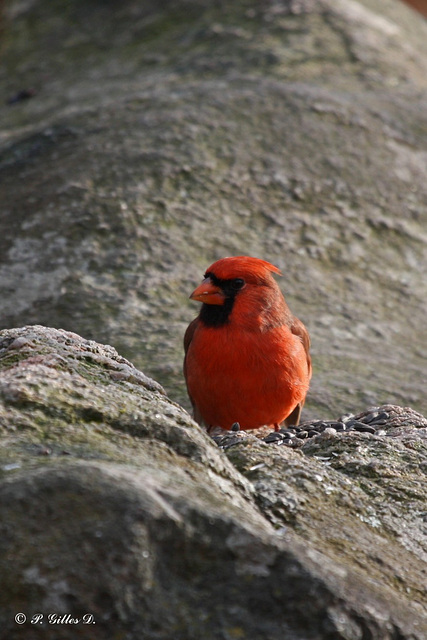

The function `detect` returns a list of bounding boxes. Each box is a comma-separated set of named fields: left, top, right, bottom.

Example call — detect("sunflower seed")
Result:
left=352, top=422, right=376, bottom=433
left=296, top=430, right=309, bottom=439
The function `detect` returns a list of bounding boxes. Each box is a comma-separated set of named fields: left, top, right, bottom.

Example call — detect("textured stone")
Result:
left=0, top=326, right=425, bottom=639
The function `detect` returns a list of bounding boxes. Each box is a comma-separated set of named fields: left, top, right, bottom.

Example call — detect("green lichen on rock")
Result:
left=0, top=326, right=229, bottom=476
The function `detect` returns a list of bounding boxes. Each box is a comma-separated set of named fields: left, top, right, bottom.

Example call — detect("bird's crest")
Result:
left=205, top=256, right=281, bottom=283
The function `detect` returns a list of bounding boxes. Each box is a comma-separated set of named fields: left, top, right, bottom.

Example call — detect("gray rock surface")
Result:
left=0, top=0, right=426, bottom=421
left=0, top=325, right=426, bottom=639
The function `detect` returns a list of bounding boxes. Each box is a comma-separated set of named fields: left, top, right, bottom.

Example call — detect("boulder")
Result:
left=0, top=326, right=426, bottom=639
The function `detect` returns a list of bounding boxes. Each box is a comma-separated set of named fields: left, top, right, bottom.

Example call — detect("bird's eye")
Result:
left=231, top=278, right=245, bottom=290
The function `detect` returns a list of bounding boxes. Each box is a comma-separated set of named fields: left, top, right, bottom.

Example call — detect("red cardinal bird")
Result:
left=184, top=256, right=311, bottom=432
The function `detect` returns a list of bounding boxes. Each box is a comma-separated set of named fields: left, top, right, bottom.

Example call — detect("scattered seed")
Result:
left=352, top=422, right=376, bottom=433
left=264, top=432, right=283, bottom=443
left=212, top=408, right=392, bottom=450
left=296, top=430, right=309, bottom=439
left=329, top=421, right=345, bottom=430
left=367, top=412, right=389, bottom=425
left=362, top=411, right=379, bottom=424
left=335, top=423, right=347, bottom=431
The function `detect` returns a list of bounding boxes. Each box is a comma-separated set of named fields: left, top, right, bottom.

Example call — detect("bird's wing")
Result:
left=183, top=317, right=198, bottom=359
left=183, top=318, right=206, bottom=426
left=282, top=316, right=312, bottom=427
left=290, top=315, right=312, bottom=380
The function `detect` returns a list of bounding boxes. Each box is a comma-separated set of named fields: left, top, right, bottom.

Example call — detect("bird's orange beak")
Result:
left=190, top=278, right=225, bottom=305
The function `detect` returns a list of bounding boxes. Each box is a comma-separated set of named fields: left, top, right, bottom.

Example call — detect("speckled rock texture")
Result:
left=0, top=0, right=426, bottom=422
left=0, top=326, right=426, bottom=640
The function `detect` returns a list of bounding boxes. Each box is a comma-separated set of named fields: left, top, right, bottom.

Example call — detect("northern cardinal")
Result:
left=184, top=256, right=311, bottom=432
